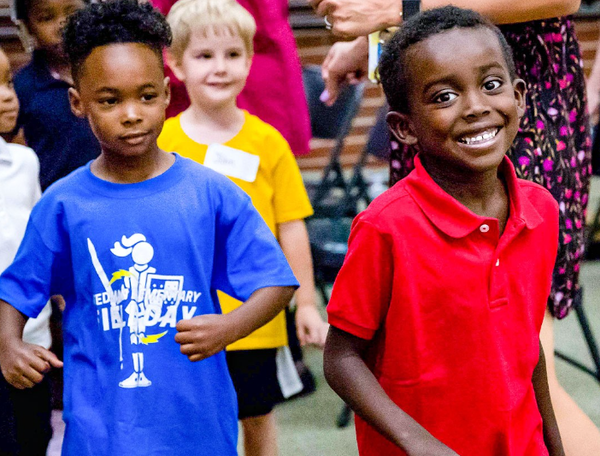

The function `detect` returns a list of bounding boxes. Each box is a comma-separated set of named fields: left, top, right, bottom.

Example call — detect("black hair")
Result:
left=63, top=0, right=172, bottom=82
left=378, top=6, right=516, bottom=114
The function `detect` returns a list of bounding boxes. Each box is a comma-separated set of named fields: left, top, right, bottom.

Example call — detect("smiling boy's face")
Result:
left=170, top=27, right=251, bottom=111
left=388, top=26, right=526, bottom=177
left=69, top=42, right=170, bottom=159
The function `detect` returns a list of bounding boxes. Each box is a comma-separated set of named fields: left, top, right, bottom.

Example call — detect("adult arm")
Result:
left=278, top=219, right=329, bottom=347
left=310, top=0, right=582, bottom=37
left=532, top=341, right=565, bottom=456
left=324, top=326, right=459, bottom=455
left=175, top=286, right=295, bottom=361
left=0, top=300, right=62, bottom=389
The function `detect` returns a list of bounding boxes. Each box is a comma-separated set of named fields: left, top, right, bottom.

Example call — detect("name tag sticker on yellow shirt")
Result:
left=204, top=144, right=260, bottom=182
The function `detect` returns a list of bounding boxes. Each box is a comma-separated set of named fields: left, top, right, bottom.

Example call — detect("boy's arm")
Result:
left=532, top=341, right=565, bottom=456
left=278, top=219, right=328, bottom=347
left=324, top=326, right=458, bottom=456
left=175, top=286, right=295, bottom=362
left=0, top=299, right=62, bottom=389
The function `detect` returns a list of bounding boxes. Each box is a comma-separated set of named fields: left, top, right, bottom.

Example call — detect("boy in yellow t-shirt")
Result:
left=158, top=0, right=328, bottom=454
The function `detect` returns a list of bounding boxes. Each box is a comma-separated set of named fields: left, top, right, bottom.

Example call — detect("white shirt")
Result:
left=0, top=137, right=51, bottom=348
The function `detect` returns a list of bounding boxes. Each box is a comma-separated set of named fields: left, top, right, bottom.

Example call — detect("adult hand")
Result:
left=175, top=314, right=236, bottom=362
left=0, top=339, right=63, bottom=389
left=321, top=36, right=369, bottom=106
left=309, top=0, right=402, bottom=37
left=295, top=305, right=329, bottom=347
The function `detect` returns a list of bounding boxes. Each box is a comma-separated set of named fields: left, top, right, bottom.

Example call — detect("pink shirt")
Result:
left=153, top=0, right=311, bottom=156
left=328, top=156, right=558, bottom=456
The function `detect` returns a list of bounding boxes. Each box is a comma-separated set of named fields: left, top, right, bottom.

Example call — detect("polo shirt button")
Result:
left=496, top=259, right=500, bottom=267
left=480, top=224, right=490, bottom=233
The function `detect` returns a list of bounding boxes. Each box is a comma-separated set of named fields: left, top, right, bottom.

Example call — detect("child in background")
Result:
left=12, top=0, right=100, bottom=191
left=0, top=46, right=52, bottom=456
left=158, top=1, right=327, bottom=454
left=324, top=7, right=564, bottom=456
left=0, top=1, right=297, bottom=455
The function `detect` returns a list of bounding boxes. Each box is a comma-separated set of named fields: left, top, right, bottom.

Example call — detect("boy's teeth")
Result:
left=459, top=128, right=499, bottom=145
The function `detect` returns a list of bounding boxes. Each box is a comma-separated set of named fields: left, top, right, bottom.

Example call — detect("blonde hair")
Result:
left=167, top=0, right=256, bottom=61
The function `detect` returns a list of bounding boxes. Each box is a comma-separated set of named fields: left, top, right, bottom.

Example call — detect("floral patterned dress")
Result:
left=389, top=17, right=592, bottom=318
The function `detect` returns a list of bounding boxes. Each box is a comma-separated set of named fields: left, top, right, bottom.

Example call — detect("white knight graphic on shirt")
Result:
left=87, top=234, right=202, bottom=389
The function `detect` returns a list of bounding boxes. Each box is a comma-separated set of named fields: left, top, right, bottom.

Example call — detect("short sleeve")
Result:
left=211, top=184, right=299, bottom=301
left=0, top=222, right=60, bottom=318
left=270, top=135, right=313, bottom=224
left=327, top=218, right=394, bottom=340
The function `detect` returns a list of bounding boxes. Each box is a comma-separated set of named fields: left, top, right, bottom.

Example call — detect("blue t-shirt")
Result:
left=0, top=154, right=298, bottom=456
left=14, top=51, right=101, bottom=190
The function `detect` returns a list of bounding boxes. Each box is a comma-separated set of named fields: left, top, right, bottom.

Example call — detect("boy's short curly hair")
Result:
left=167, top=0, right=256, bottom=62
left=63, top=0, right=172, bottom=83
left=378, top=6, right=516, bottom=114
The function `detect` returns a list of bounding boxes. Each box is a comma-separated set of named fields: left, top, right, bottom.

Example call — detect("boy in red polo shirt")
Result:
left=324, top=6, right=564, bottom=456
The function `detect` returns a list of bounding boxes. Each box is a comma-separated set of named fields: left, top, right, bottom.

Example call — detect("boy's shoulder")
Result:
left=515, top=178, right=559, bottom=217
left=238, top=111, right=291, bottom=157
left=2, top=142, right=39, bottom=168
left=357, top=179, right=415, bottom=229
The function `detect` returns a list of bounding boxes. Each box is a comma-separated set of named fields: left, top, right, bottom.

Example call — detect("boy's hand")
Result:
left=175, top=314, right=236, bottom=362
left=0, top=339, right=63, bottom=389
left=295, top=305, right=329, bottom=347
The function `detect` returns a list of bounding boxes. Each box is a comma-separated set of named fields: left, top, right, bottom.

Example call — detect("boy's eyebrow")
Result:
left=421, top=61, right=507, bottom=94
left=94, top=83, right=158, bottom=94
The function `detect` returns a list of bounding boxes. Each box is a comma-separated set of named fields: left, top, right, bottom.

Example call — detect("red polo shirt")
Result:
left=328, top=156, right=558, bottom=456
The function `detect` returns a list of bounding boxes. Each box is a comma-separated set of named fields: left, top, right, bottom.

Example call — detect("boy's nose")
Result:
left=0, top=86, right=16, bottom=104
left=122, top=103, right=142, bottom=124
left=463, top=91, right=491, bottom=119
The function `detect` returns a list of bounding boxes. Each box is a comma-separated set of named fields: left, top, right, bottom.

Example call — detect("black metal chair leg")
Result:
left=554, top=288, right=600, bottom=383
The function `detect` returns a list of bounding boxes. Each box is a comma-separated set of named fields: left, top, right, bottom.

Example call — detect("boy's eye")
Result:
left=35, top=13, right=55, bottom=22
left=141, top=93, right=158, bottom=102
left=483, top=79, right=502, bottom=91
left=432, top=92, right=457, bottom=104
left=196, top=53, right=212, bottom=59
left=99, top=98, right=118, bottom=106
left=228, top=51, right=242, bottom=58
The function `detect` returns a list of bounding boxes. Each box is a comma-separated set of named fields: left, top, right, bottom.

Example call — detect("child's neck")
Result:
left=41, top=50, right=73, bottom=85
left=91, top=145, right=175, bottom=184
left=181, top=101, right=245, bottom=145
left=423, top=159, right=509, bottom=233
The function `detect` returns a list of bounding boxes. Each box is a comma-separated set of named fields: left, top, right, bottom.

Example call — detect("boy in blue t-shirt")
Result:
left=0, top=1, right=297, bottom=455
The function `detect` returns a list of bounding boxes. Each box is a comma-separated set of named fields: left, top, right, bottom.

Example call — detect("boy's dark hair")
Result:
left=63, top=0, right=172, bottom=83
left=379, top=6, right=516, bottom=114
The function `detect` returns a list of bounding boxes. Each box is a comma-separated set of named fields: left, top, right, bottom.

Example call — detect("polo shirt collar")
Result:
left=404, top=155, right=543, bottom=238
left=0, top=137, right=11, bottom=165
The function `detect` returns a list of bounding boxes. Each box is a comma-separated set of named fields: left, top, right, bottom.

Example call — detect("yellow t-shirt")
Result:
left=158, top=111, right=313, bottom=350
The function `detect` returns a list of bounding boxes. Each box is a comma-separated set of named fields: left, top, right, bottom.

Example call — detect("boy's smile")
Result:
left=388, top=27, right=525, bottom=179
left=69, top=43, right=170, bottom=159
left=170, top=28, right=251, bottom=110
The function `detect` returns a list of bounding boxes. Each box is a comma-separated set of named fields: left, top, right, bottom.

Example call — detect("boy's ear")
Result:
left=166, top=52, right=185, bottom=82
left=513, top=78, right=527, bottom=119
left=163, top=76, right=171, bottom=107
left=387, top=111, right=418, bottom=146
left=68, top=87, right=85, bottom=118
